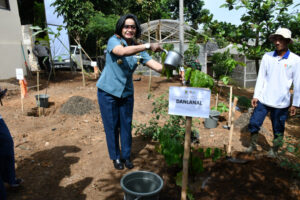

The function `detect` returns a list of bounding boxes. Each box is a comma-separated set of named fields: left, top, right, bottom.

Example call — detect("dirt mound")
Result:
left=235, top=111, right=270, bottom=135
left=60, top=96, right=96, bottom=115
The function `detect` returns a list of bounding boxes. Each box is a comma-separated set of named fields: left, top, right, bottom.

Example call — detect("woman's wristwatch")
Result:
left=144, top=43, right=151, bottom=50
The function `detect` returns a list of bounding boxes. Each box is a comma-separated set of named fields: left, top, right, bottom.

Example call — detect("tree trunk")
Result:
left=255, top=59, right=259, bottom=75
left=255, top=29, right=259, bottom=74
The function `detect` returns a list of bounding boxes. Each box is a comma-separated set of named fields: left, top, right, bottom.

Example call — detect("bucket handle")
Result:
left=124, top=195, right=142, bottom=200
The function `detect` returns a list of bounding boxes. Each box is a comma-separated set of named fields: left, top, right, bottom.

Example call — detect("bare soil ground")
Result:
left=0, top=71, right=299, bottom=200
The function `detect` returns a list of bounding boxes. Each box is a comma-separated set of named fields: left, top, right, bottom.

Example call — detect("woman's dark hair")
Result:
left=115, top=14, right=141, bottom=39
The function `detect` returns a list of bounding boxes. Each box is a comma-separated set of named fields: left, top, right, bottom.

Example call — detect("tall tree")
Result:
left=138, top=0, right=171, bottom=22
left=204, top=20, right=239, bottom=48
left=277, top=8, right=300, bottom=55
left=89, top=0, right=210, bottom=26
left=89, top=0, right=171, bottom=23
left=51, top=0, right=95, bottom=43
left=88, top=0, right=125, bottom=16
left=168, top=0, right=213, bottom=29
left=87, top=12, right=119, bottom=55
left=222, top=0, right=295, bottom=73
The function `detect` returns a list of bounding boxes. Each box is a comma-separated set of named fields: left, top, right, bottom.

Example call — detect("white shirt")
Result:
left=254, top=50, right=300, bottom=108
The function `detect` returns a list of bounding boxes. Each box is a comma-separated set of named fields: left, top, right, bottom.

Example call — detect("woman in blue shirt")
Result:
left=96, top=14, right=163, bottom=170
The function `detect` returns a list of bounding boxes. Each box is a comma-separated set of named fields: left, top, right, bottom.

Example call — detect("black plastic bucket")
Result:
left=121, top=171, right=164, bottom=200
left=35, top=94, right=49, bottom=108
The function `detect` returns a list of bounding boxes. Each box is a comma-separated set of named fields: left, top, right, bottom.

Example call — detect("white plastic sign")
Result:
left=169, top=86, right=211, bottom=118
left=16, top=68, right=24, bottom=80
left=91, top=61, right=97, bottom=67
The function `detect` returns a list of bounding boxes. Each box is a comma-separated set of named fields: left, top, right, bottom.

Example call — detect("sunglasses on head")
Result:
left=123, top=25, right=136, bottom=29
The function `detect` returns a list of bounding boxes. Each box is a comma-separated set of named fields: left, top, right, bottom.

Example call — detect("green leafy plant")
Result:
left=220, top=75, right=230, bottom=85
left=87, top=12, right=119, bottom=55
left=51, top=0, right=95, bottom=42
left=232, top=95, right=252, bottom=109
left=184, top=36, right=202, bottom=71
left=211, top=49, right=245, bottom=83
left=221, top=0, right=297, bottom=74
left=134, top=93, right=223, bottom=199
left=185, top=60, right=202, bottom=71
left=185, top=68, right=214, bottom=89
left=175, top=171, right=195, bottom=200
left=157, top=126, right=185, bottom=166
left=211, top=102, right=229, bottom=114
left=278, top=136, right=300, bottom=178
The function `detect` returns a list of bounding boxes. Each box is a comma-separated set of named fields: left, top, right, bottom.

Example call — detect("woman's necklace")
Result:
left=115, top=34, right=141, bottom=65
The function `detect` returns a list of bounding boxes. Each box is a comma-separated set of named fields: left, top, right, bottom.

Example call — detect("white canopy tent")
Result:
left=140, top=19, right=194, bottom=44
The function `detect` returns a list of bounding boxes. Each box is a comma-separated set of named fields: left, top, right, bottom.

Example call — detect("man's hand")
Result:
left=251, top=98, right=258, bottom=108
left=290, top=106, right=297, bottom=116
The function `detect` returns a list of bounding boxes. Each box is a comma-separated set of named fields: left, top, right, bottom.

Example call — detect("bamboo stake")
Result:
left=79, top=47, right=86, bottom=87
left=148, top=19, right=152, bottom=92
left=228, top=86, right=233, bottom=127
left=20, top=84, right=24, bottom=113
left=215, top=93, right=219, bottom=107
left=227, top=97, right=238, bottom=155
left=73, top=38, right=93, bottom=62
left=37, top=71, right=40, bottom=117
left=181, top=116, right=192, bottom=200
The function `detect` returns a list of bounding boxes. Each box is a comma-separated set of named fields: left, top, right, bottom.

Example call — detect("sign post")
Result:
left=169, top=86, right=211, bottom=200
left=182, top=116, right=192, bottom=199
left=16, top=68, right=24, bottom=112
left=91, top=61, right=98, bottom=79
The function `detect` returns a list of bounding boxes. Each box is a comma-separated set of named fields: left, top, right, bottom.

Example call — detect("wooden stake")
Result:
left=181, top=116, right=192, bottom=200
left=37, top=71, right=40, bottom=117
left=215, top=93, right=219, bottom=107
left=73, top=39, right=93, bottom=62
left=79, top=47, right=86, bottom=87
left=228, top=86, right=233, bottom=127
left=94, top=66, right=98, bottom=79
left=20, top=85, right=24, bottom=113
left=148, top=20, right=152, bottom=93
left=227, top=97, right=238, bottom=155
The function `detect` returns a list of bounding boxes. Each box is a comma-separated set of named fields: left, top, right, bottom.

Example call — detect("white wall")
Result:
left=22, top=24, right=39, bottom=71
left=0, top=0, right=26, bottom=80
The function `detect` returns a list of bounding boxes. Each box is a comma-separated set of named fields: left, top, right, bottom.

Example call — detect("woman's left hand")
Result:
left=290, top=106, right=297, bottom=116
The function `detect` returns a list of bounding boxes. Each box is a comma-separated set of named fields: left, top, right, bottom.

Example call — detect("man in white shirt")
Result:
left=246, top=28, right=300, bottom=157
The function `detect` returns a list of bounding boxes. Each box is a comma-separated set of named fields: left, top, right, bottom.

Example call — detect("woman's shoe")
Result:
left=113, top=159, right=124, bottom=170
left=123, top=159, right=134, bottom=169
left=10, top=178, right=23, bottom=188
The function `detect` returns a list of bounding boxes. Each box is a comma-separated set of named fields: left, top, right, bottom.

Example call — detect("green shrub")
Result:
left=211, top=49, right=245, bottom=81
left=211, top=102, right=229, bottom=114
left=279, top=136, right=300, bottom=178
left=185, top=68, right=214, bottom=89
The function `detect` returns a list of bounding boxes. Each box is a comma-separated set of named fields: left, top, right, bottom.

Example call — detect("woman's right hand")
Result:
left=150, top=43, right=163, bottom=52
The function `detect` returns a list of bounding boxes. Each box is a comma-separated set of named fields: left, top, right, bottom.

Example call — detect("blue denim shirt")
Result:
left=96, top=35, right=152, bottom=98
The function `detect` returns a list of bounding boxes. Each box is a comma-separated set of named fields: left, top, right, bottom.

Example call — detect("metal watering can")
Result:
left=163, top=49, right=183, bottom=70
